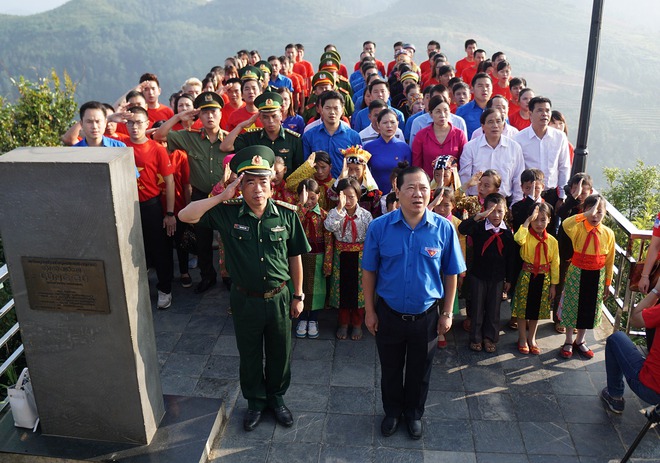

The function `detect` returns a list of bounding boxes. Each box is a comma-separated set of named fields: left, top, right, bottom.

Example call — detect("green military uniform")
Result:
left=198, top=146, right=310, bottom=412
left=236, top=127, right=302, bottom=176
left=303, top=71, right=355, bottom=121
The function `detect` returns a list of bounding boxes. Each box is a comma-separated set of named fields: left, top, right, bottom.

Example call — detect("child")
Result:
left=458, top=193, right=516, bottom=353
left=511, top=169, right=545, bottom=232
left=271, top=156, right=297, bottom=204
left=452, top=82, right=471, bottom=112
left=430, top=155, right=460, bottom=191
left=330, top=146, right=382, bottom=218
left=324, top=177, right=373, bottom=340
left=385, top=192, right=399, bottom=212
left=557, top=194, right=615, bottom=359
left=553, top=173, right=594, bottom=334
left=430, top=187, right=467, bottom=348
left=456, top=169, right=502, bottom=220
left=286, top=151, right=335, bottom=211
left=511, top=202, right=559, bottom=354
left=294, top=179, right=333, bottom=339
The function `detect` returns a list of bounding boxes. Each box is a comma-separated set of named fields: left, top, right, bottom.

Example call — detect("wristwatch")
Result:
left=292, top=294, right=305, bottom=301
left=166, top=212, right=175, bottom=217
left=651, top=288, right=660, bottom=298
left=441, top=311, right=453, bottom=318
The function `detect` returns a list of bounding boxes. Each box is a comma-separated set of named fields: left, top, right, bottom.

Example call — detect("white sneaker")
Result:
left=296, top=320, right=308, bottom=338
left=157, top=291, right=172, bottom=309
left=307, top=321, right=319, bottom=338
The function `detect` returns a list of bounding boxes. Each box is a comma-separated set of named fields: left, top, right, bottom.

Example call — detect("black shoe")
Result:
left=195, top=278, right=216, bottom=294
left=380, top=416, right=400, bottom=437
left=406, top=418, right=422, bottom=440
left=243, top=409, right=262, bottom=431
left=222, top=277, right=232, bottom=291
left=272, top=405, right=294, bottom=427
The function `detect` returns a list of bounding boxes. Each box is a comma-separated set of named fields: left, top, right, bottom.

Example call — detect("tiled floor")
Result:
left=151, top=275, right=659, bottom=463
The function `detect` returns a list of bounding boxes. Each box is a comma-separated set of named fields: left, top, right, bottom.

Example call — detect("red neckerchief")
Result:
left=577, top=215, right=601, bottom=256
left=529, top=228, right=549, bottom=276
left=482, top=230, right=504, bottom=256
left=342, top=213, right=358, bottom=243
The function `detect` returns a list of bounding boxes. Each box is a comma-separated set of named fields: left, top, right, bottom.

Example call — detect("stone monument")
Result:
left=0, top=147, right=164, bottom=444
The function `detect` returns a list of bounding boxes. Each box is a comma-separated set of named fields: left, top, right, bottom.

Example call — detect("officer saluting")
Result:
left=179, top=145, right=311, bottom=432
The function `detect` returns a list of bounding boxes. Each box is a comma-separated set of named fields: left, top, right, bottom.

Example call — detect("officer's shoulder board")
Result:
left=273, top=199, right=298, bottom=211
left=338, top=87, right=350, bottom=96
left=305, top=102, right=316, bottom=110
left=245, top=127, right=263, bottom=133
left=221, top=198, right=243, bottom=205
left=338, top=75, right=349, bottom=83
left=283, top=128, right=301, bottom=138
left=189, top=127, right=202, bottom=133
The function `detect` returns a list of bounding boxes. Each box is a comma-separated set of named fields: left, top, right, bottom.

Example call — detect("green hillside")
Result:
left=0, top=0, right=658, bottom=186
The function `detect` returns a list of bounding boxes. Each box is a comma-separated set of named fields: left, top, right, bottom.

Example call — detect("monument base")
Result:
left=0, top=395, right=224, bottom=463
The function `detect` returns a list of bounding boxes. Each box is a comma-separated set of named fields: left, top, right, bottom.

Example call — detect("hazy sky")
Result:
left=0, top=0, right=68, bottom=15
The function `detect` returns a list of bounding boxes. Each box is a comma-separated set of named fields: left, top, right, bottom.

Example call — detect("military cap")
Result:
left=341, top=145, right=371, bottom=164
left=319, top=56, right=340, bottom=72
left=194, top=91, right=224, bottom=110
left=230, top=145, right=275, bottom=176
left=320, top=51, right=341, bottom=64
left=311, top=71, right=335, bottom=88
left=255, top=60, right=272, bottom=77
left=254, top=92, right=283, bottom=112
left=238, top=65, right=263, bottom=82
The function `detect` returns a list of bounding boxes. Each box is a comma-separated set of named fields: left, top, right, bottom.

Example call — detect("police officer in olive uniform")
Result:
left=178, top=145, right=311, bottom=432
left=220, top=92, right=303, bottom=177
left=319, top=51, right=353, bottom=97
left=303, top=71, right=355, bottom=122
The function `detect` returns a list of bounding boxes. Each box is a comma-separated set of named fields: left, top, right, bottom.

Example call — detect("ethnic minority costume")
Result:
left=271, top=180, right=297, bottom=204
left=285, top=161, right=336, bottom=211
left=296, top=204, right=333, bottom=310
left=511, top=227, right=559, bottom=320
left=324, top=205, right=372, bottom=326
left=444, top=213, right=466, bottom=315
left=558, top=213, right=615, bottom=329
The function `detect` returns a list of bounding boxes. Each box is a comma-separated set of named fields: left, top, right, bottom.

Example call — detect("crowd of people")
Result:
left=66, top=37, right=660, bottom=439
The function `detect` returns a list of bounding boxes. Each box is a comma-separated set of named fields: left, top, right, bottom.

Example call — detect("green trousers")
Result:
left=230, top=286, right=292, bottom=411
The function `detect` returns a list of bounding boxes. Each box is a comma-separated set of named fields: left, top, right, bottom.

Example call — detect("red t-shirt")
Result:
left=386, top=60, right=396, bottom=77
left=640, top=304, right=660, bottom=394
left=227, top=106, right=263, bottom=132
left=147, top=104, right=174, bottom=124
left=455, top=57, right=475, bottom=78
left=492, top=82, right=512, bottom=101
left=160, top=149, right=190, bottom=214
left=172, top=119, right=203, bottom=132
left=107, top=132, right=130, bottom=143
left=126, top=139, right=174, bottom=202
left=460, top=66, right=478, bottom=88
left=420, top=60, right=432, bottom=77
left=509, top=110, right=531, bottom=131
left=509, top=99, right=520, bottom=116
left=220, top=102, right=245, bottom=131
left=116, top=120, right=153, bottom=135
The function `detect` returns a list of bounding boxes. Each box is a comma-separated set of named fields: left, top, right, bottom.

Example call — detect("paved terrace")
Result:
left=152, top=272, right=660, bottom=463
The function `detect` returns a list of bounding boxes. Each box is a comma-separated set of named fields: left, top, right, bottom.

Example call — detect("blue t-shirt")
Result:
left=74, top=136, right=127, bottom=147
left=302, top=123, right=361, bottom=178
left=282, top=114, right=305, bottom=135
left=351, top=106, right=405, bottom=133
left=362, top=208, right=466, bottom=313
left=455, top=100, right=485, bottom=139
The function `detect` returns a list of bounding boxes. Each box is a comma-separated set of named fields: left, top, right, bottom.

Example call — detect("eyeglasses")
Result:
left=126, top=120, right=148, bottom=127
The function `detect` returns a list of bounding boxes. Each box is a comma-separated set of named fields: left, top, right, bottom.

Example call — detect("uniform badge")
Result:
left=271, top=225, right=286, bottom=232
left=425, top=247, right=439, bottom=257
left=252, top=155, right=262, bottom=166
left=234, top=224, right=249, bottom=231
left=266, top=98, right=273, bottom=106
left=278, top=148, right=290, bottom=154
left=205, top=94, right=213, bottom=102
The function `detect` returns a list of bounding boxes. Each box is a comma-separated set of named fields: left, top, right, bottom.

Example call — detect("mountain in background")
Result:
left=1, top=0, right=659, bottom=186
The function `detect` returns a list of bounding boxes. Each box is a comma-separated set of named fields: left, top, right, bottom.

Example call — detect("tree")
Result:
left=603, top=160, right=660, bottom=230
left=0, top=70, right=77, bottom=155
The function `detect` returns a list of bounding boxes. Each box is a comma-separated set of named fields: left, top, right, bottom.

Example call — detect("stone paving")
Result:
left=151, top=272, right=660, bottom=463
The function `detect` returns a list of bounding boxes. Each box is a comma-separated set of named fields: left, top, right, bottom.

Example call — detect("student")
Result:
left=511, top=169, right=546, bottom=232
left=452, top=82, right=471, bottom=112
left=330, top=146, right=383, bottom=218
left=459, top=193, right=516, bottom=353
left=324, top=177, right=373, bottom=340
left=511, top=202, right=559, bottom=355
left=227, top=66, right=263, bottom=132
left=271, top=156, right=296, bottom=204
left=286, top=151, right=336, bottom=211
left=492, top=61, right=512, bottom=101
left=140, top=73, right=174, bottom=124
left=351, top=79, right=405, bottom=133
left=72, top=101, right=128, bottom=148
left=220, top=78, right=244, bottom=131
left=508, top=77, right=527, bottom=115
left=455, top=39, right=478, bottom=78
left=460, top=49, right=487, bottom=90
left=456, top=73, right=494, bottom=139
left=557, top=194, right=615, bottom=359
left=278, top=87, right=305, bottom=135
left=294, top=179, right=334, bottom=339
left=509, top=88, right=534, bottom=131
left=267, top=55, right=294, bottom=91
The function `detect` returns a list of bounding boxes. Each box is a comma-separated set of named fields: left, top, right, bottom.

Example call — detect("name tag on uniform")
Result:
left=271, top=225, right=286, bottom=232
left=425, top=247, right=439, bottom=257
left=234, top=224, right=249, bottom=232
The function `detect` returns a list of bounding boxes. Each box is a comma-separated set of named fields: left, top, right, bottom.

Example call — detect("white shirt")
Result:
left=459, top=134, right=525, bottom=204
left=409, top=112, right=467, bottom=147
left=359, top=125, right=405, bottom=145
left=471, top=123, right=519, bottom=140
left=515, top=126, right=571, bottom=199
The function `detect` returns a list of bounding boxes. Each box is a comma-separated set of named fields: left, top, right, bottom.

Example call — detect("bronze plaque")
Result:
left=21, top=257, right=110, bottom=314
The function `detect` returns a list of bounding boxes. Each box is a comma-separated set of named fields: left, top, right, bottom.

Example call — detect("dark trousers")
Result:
left=139, top=197, right=173, bottom=294
left=541, top=187, right=561, bottom=236
left=469, top=275, right=503, bottom=344
left=375, top=298, right=438, bottom=421
left=230, top=286, right=292, bottom=411
left=192, top=188, right=217, bottom=282
left=173, top=217, right=189, bottom=276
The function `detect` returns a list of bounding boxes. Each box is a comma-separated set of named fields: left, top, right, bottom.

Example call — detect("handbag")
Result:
left=7, top=367, right=39, bottom=430
left=629, top=259, right=660, bottom=292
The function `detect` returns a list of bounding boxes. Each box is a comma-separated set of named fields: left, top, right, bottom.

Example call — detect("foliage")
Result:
left=0, top=70, right=77, bottom=154
left=603, top=160, right=660, bottom=230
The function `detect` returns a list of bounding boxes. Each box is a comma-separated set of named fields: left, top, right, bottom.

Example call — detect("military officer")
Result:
left=220, top=91, right=303, bottom=177
left=178, top=145, right=311, bottom=432
left=303, top=71, right=355, bottom=122
left=319, top=52, right=353, bottom=97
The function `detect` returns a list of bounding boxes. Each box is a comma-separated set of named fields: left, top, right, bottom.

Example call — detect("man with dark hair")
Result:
left=178, top=145, right=310, bottom=432
left=456, top=73, right=493, bottom=138
left=363, top=165, right=465, bottom=440
left=292, top=43, right=314, bottom=96
left=139, top=72, right=174, bottom=123
left=267, top=56, right=293, bottom=91
left=220, top=77, right=244, bottom=131
left=302, top=90, right=361, bottom=177
left=353, top=40, right=386, bottom=76
left=386, top=41, right=404, bottom=76
left=125, top=105, right=176, bottom=309
left=73, top=101, right=128, bottom=147
left=420, top=40, right=441, bottom=79
left=227, top=67, right=264, bottom=132
left=351, top=79, right=405, bottom=132
left=455, top=39, right=478, bottom=77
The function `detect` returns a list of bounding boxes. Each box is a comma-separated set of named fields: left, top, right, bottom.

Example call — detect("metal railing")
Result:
left=605, top=202, right=653, bottom=335
left=0, top=263, right=23, bottom=413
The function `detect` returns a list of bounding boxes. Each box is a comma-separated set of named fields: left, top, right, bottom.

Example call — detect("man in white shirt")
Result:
left=515, top=96, right=571, bottom=210
left=459, top=108, right=524, bottom=205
